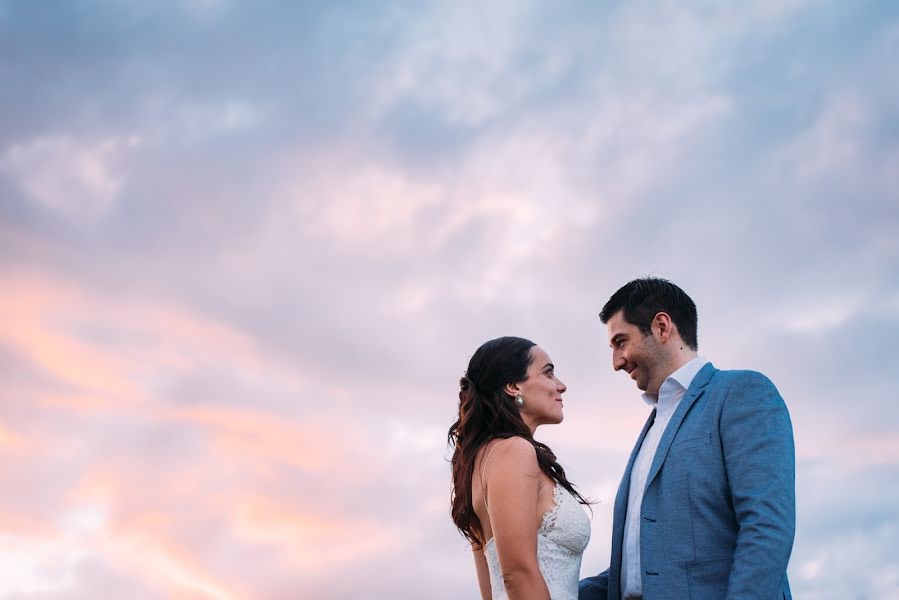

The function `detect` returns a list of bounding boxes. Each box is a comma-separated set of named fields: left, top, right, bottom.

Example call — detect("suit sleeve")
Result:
left=578, top=569, right=609, bottom=600
left=720, top=372, right=795, bottom=599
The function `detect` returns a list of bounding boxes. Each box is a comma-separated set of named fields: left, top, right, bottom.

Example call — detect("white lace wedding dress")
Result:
left=483, top=482, right=591, bottom=600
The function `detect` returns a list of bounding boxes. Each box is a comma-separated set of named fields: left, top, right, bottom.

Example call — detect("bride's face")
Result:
left=514, top=346, right=567, bottom=433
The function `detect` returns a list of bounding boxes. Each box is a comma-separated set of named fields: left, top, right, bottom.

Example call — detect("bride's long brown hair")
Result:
left=447, top=336, right=588, bottom=548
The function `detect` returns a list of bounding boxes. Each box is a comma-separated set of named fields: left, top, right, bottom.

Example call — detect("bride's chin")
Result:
left=538, top=414, right=565, bottom=427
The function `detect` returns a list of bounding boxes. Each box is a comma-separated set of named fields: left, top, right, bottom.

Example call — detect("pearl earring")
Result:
left=515, top=394, right=524, bottom=407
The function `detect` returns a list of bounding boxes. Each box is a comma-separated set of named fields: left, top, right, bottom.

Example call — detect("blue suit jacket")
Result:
left=580, top=363, right=795, bottom=600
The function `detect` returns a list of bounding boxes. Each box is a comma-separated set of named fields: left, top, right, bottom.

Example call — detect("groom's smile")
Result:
left=605, top=310, right=668, bottom=394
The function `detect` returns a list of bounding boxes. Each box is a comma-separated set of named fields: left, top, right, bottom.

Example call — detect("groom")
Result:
left=579, top=278, right=795, bottom=600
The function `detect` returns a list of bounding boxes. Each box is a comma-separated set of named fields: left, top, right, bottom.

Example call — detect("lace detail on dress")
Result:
left=539, top=482, right=564, bottom=532
left=484, top=482, right=591, bottom=600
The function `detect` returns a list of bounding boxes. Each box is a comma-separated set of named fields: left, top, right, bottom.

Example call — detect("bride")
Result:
left=448, top=336, right=591, bottom=600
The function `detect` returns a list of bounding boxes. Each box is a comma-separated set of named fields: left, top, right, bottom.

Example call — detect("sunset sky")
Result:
left=1, top=1, right=898, bottom=598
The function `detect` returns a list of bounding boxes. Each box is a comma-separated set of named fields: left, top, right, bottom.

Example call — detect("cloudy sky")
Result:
left=1, top=0, right=898, bottom=598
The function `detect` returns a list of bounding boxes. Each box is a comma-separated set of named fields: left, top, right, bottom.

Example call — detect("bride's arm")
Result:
left=485, top=437, right=550, bottom=600
left=473, top=545, right=492, bottom=599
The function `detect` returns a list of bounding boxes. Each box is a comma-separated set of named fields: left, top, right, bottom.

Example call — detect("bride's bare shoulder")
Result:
left=480, top=436, right=539, bottom=475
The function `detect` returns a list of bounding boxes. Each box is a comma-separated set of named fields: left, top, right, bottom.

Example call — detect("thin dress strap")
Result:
left=479, top=441, right=502, bottom=511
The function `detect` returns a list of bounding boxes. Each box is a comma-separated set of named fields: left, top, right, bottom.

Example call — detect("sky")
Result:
left=1, top=0, right=898, bottom=598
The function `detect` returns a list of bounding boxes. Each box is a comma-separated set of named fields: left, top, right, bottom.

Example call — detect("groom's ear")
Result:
left=652, top=312, right=675, bottom=343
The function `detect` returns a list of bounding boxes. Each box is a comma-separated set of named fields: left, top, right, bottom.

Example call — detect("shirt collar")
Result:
left=642, top=356, right=709, bottom=408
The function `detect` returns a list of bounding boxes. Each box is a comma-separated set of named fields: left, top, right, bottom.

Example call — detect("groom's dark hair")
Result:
left=600, top=277, right=699, bottom=350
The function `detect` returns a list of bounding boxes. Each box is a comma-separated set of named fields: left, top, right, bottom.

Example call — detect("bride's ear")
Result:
left=503, top=382, right=520, bottom=398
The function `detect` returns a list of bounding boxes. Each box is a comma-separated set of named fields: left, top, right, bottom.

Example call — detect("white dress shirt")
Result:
left=621, top=356, right=708, bottom=600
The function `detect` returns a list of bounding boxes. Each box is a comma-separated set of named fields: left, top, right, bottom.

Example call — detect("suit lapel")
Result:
left=644, top=362, right=717, bottom=492
left=611, top=408, right=656, bottom=597
left=615, top=410, right=656, bottom=517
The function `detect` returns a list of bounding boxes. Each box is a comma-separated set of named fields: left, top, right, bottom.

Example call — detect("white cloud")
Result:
left=370, top=0, right=561, bottom=126
left=0, top=1, right=897, bottom=598
left=1, top=135, right=140, bottom=223
left=0, top=534, right=84, bottom=596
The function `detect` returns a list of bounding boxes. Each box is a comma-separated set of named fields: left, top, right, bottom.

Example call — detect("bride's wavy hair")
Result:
left=447, top=336, right=589, bottom=548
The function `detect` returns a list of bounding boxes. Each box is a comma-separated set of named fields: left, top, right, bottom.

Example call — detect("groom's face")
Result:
left=606, top=310, right=667, bottom=394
